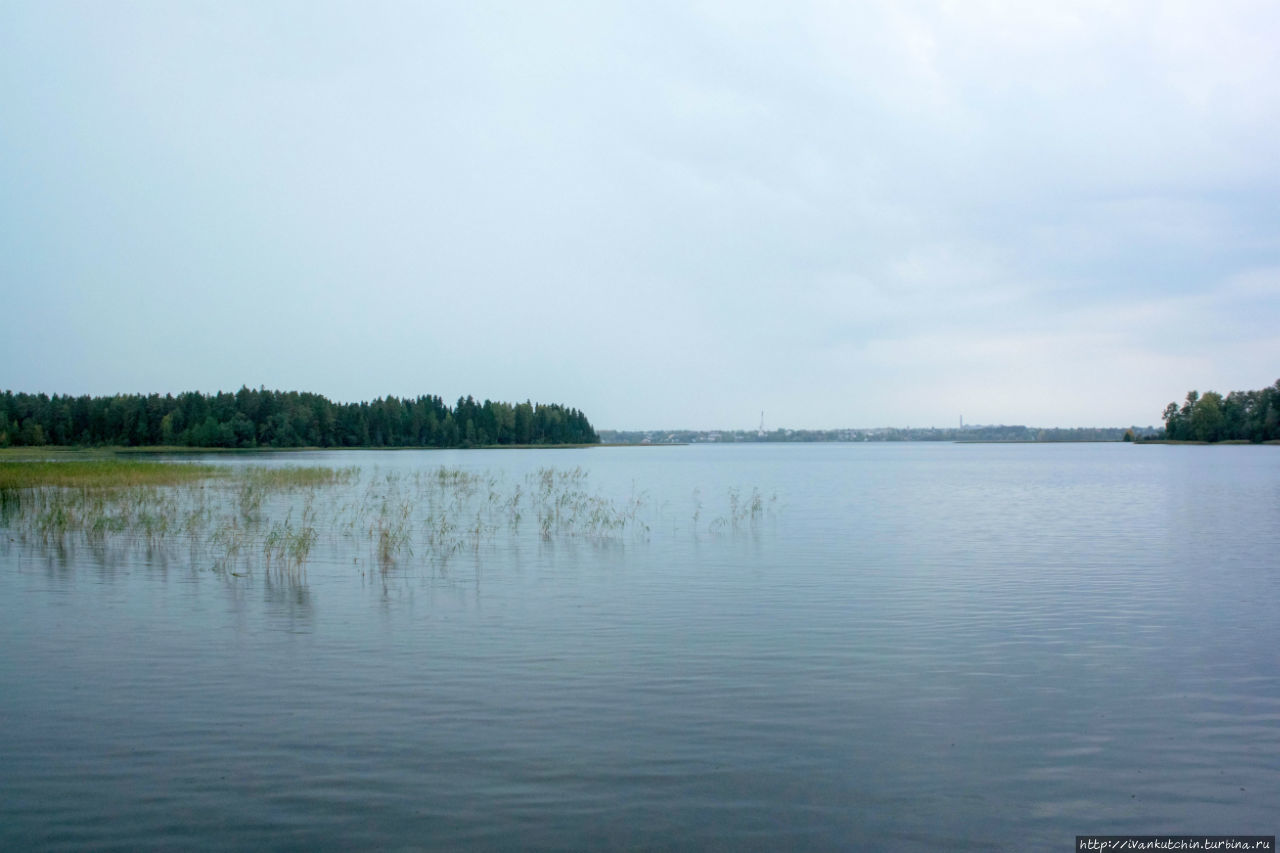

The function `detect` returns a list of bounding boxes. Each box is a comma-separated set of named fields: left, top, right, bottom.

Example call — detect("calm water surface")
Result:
left=1, top=443, right=1277, bottom=850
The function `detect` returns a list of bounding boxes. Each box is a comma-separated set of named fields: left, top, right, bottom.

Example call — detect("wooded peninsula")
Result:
left=1160, top=379, right=1280, bottom=443
left=0, top=389, right=600, bottom=449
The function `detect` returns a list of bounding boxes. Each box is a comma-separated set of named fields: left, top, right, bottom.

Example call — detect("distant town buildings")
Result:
left=599, top=424, right=1161, bottom=445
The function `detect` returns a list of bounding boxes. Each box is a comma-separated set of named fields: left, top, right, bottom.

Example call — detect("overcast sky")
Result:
left=2, top=1, right=1277, bottom=429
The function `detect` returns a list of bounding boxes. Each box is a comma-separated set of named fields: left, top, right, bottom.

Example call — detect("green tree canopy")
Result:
left=1161, top=380, right=1280, bottom=442
left=0, top=388, right=600, bottom=449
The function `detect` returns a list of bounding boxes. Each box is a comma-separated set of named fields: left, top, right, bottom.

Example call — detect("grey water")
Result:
left=1, top=443, right=1277, bottom=850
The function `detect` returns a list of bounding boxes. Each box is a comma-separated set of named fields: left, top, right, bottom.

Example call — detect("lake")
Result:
left=1, top=443, right=1277, bottom=850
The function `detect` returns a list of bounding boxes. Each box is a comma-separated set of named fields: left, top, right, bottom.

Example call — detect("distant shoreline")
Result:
left=5, top=440, right=1276, bottom=456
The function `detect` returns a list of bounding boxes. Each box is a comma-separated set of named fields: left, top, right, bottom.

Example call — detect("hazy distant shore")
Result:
left=600, top=425, right=1159, bottom=445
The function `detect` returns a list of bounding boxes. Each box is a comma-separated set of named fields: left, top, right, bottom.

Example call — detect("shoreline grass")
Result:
left=2, top=460, right=771, bottom=578
left=0, top=459, right=225, bottom=489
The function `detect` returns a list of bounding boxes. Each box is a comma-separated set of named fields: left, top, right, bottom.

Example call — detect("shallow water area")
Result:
left=2, top=443, right=1278, bottom=850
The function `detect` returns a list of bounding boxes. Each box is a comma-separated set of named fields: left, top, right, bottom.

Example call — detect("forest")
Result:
left=0, top=388, right=599, bottom=449
left=1161, top=379, right=1280, bottom=442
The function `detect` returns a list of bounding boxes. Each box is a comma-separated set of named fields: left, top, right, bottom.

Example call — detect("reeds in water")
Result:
left=2, top=458, right=777, bottom=578
left=263, top=511, right=318, bottom=574
left=0, top=459, right=223, bottom=489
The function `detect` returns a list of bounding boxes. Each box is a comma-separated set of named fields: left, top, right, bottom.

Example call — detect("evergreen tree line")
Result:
left=0, top=388, right=599, bottom=449
left=1161, top=379, right=1280, bottom=442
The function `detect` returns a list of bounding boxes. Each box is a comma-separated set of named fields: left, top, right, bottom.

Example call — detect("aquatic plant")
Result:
left=210, top=518, right=247, bottom=569
left=237, top=480, right=265, bottom=521
left=1, top=459, right=775, bottom=578
left=263, top=512, right=318, bottom=573
left=374, top=518, right=412, bottom=564
left=243, top=465, right=359, bottom=489
left=690, top=486, right=776, bottom=534
left=0, top=459, right=222, bottom=489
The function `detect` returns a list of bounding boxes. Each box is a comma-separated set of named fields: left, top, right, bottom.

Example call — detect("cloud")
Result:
left=1, top=1, right=1276, bottom=428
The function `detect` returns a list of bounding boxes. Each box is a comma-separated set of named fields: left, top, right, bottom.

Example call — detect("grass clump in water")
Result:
left=1, top=460, right=358, bottom=575
left=263, top=512, right=319, bottom=573
left=243, top=466, right=360, bottom=489
left=0, top=459, right=223, bottom=489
